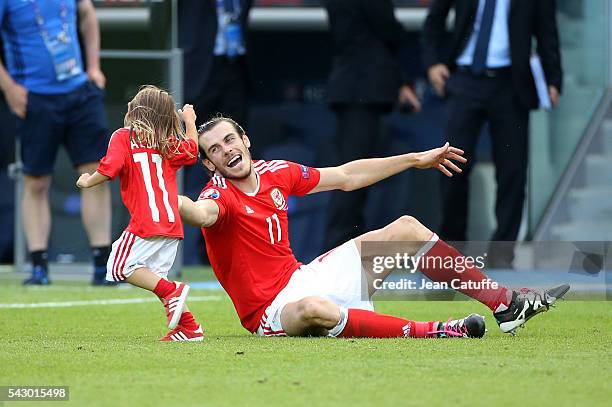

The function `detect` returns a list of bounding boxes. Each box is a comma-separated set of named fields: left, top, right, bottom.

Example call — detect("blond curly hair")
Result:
left=124, top=85, right=187, bottom=160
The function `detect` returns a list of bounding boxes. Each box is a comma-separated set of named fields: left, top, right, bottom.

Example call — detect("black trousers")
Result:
left=324, top=104, right=389, bottom=251
left=440, top=69, right=529, bottom=263
left=192, top=56, right=248, bottom=125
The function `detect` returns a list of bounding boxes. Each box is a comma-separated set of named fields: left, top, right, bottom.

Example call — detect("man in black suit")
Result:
left=179, top=0, right=252, bottom=125
left=422, top=0, right=562, bottom=266
left=324, top=0, right=421, bottom=251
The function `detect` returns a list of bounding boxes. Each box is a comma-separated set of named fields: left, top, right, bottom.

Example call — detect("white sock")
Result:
left=328, top=306, right=349, bottom=337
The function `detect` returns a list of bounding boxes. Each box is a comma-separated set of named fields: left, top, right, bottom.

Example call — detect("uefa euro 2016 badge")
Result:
left=300, top=164, right=310, bottom=179
left=200, top=188, right=220, bottom=200
left=270, top=188, right=288, bottom=211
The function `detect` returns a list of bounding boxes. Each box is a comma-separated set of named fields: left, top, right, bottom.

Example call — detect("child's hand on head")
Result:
left=179, top=104, right=196, bottom=124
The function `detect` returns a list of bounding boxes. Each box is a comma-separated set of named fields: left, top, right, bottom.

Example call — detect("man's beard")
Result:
left=216, top=165, right=252, bottom=180
left=214, top=150, right=252, bottom=180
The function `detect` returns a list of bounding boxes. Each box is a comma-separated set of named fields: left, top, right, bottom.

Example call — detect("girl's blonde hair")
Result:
left=124, top=85, right=186, bottom=159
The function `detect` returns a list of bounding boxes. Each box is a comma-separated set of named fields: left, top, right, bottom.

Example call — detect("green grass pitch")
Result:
left=0, top=267, right=610, bottom=407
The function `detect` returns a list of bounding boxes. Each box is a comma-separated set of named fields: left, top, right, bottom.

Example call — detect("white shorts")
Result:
left=256, top=240, right=373, bottom=337
left=106, top=231, right=179, bottom=282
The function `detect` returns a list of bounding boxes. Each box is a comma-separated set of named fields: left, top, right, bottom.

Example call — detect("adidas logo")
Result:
left=171, top=331, right=190, bottom=341
left=167, top=297, right=181, bottom=313
left=245, top=205, right=255, bottom=214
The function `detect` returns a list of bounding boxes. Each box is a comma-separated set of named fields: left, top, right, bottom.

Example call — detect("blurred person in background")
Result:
left=324, top=0, right=422, bottom=251
left=179, top=0, right=252, bottom=264
left=0, top=34, right=16, bottom=264
left=422, top=0, right=562, bottom=267
left=179, top=0, right=251, bottom=127
left=0, top=0, right=111, bottom=285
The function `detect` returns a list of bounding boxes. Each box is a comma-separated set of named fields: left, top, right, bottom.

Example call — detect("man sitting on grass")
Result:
left=177, top=116, right=569, bottom=340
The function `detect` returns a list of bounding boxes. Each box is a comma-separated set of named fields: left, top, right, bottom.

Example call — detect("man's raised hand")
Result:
left=413, top=142, right=467, bottom=177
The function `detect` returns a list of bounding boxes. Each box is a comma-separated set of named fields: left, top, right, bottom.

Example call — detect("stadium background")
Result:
left=0, top=0, right=609, bottom=271
left=0, top=2, right=610, bottom=406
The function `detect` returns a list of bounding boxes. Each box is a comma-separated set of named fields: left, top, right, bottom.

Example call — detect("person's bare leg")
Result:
left=125, top=267, right=161, bottom=291
left=354, top=215, right=432, bottom=296
left=355, top=215, right=510, bottom=311
left=279, top=296, right=448, bottom=338
left=281, top=296, right=341, bottom=336
left=124, top=268, right=201, bottom=337
left=21, top=174, right=52, bottom=284
left=276, top=219, right=436, bottom=337
left=277, top=216, right=492, bottom=339
left=78, top=162, right=111, bottom=247
left=22, top=175, right=52, bottom=251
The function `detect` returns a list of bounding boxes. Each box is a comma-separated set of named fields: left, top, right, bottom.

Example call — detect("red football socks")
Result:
left=338, top=309, right=438, bottom=338
left=153, top=278, right=176, bottom=299
left=178, top=311, right=199, bottom=331
left=418, top=235, right=510, bottom=312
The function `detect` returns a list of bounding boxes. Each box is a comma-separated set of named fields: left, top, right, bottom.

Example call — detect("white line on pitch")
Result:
left=0, top=296, right=223, bottom=309
left=0, top=285, right=222, bottom=292
left=1, top=286, right=128, bottom=292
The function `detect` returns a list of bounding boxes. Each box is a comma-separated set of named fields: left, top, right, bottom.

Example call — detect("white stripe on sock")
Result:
left=413, top=233, right=440, bottom=261
left=328, top=306, right=349, bottom=337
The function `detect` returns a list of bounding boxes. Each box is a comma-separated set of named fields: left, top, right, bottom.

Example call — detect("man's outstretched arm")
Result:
left=178, top=196, right=220, bottom=228
left=309, top=143, right=466, bottom=194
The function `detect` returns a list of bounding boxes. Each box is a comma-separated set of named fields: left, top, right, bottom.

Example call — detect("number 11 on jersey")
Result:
left=133, top=152, right=175, bottom=223
left=266, top=213, right=281, bottom=244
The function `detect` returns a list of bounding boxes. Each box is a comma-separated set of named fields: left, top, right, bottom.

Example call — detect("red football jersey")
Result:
left=98, top=127, right=198, bottom=239
left=199, top=160, right=321, bottom=332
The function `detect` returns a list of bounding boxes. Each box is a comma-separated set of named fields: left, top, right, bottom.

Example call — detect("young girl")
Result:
left=77, top=85, right=203, bottom=341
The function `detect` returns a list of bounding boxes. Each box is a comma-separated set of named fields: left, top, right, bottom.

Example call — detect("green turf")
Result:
left=0, top=270, right=610, bottom=407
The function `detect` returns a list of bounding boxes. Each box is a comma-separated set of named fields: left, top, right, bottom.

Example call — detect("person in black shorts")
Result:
left=0, top=0, right=112, bottom=285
